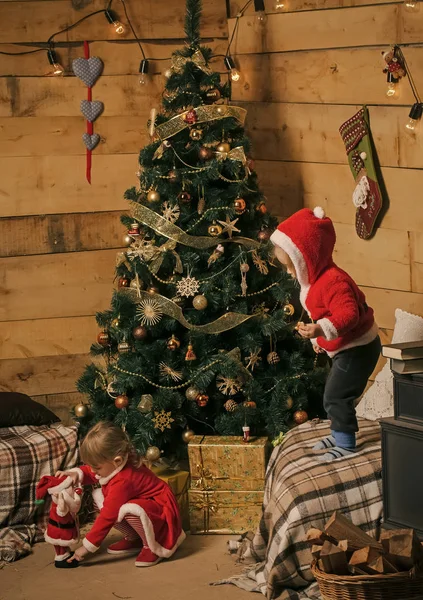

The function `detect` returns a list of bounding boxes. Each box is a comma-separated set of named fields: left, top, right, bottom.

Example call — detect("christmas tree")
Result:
left=75, top=0, right=326, bottom=460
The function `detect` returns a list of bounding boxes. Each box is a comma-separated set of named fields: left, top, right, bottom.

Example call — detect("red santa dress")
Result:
left=270, top=206, right=378, bottom=356
left=68, top=462, right=185, bottom=558
left=35, top=474, right=82, bottom=562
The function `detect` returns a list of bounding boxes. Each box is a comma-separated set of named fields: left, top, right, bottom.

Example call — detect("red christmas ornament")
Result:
left=115, top=395, right=129, bottom=409
left=242, top=400, right=257, bottom=408
left=178, top=191, right=192, bottom=203
left=257, top=228, right=271, bottom=242
left=256, top=202, right=268, bottom=215
left=234, top=198, right=246, bottom=214
left=97, top=331, right=110, bottom=346
left=199, top=146, right=213, bottom=161
left=118, top=277, right=130, bottom=289
left=133, top=325, right=148, bottom=340
left=196, top=393, right=209, bottom=407
left=184, top=110, right=198, bottom=124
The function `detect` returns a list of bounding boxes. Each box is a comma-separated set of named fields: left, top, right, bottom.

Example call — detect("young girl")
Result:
left=56, top=421, right=185, bottom=566
left=270, top=207, right=381, bottom=462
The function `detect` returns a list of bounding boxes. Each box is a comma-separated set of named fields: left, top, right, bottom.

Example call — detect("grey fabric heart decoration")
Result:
left=80, top=100, right=104, bottom=122
left=72, top=57, right=103, bottom=88
left=82, top=133, right=100, bottom=151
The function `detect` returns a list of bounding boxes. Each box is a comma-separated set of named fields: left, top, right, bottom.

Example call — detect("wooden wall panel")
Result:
left=0, top=155, right=136, bottom=218
left=0, top=249, right=116, bottom=322
left=33, top=391, right=86, bottom=425
left=229, top=0, right=396, bottom=15
left=0, top=0, right=227, bottom=43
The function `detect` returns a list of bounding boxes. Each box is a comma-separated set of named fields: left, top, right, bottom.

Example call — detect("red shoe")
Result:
left=135, top=547, right=162, bottom=567
left=107, top=538, right=143, bottom=555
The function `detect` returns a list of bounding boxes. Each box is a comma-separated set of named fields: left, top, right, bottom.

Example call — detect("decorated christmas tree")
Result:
left=75, top=0, right=326, bottom=460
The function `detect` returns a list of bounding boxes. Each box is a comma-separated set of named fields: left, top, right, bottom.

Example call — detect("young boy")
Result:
left=270, top=207, right=380, bottom=461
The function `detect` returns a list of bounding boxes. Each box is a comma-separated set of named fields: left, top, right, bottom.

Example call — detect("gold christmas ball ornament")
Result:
left=224, top=399, right=238, bottom=412
left=234, top=198, right=247, bottom=214
left=267, top=351, right=280, bottom=365
left=118, top=340, right=131, bottom=354
left=74, top=403, right=88, bottom=418
left=242, top=400, right=257, bottom=409
left=147, top=285, right=159, bottom=295
left=216, top=142, right=231, bottom=154
left=122, top=233, right=133, bottom=247
left=196, top=393, right=209, bottom=407
left=286, top=396, right=294, bottom=409
left=208, top=221, right=223, bottom=237
left=185, top=386, right=200, bottom=401
left=283, top=303, right=295, bottom=317
left=190, top=128, right=203, bottom=141
left=167, top=334, right=181, bottom=351
left=193, top=294, right=208, bottom=310
left=133, top=325, right=148, bottom=340
left=137, top=394, right=153, bottom=413
left=293, top=410, right=308, bottom=425
left=97, top=330, right=110, bottom=347
left=182, top=428, right=195, bottom=443
left=258, top=228, right=272, bottom=242
left=145, top=446, right=161, bottom=461
left=111, top=317, right=120, bottom=328
left=147, top=189, right=160, bottom=203
left=115, top=394, right=129, bottom=409
left=118, top=277, right=130, bottom=289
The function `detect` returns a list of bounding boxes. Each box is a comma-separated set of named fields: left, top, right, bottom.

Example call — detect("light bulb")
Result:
left=406, top=118, right=418, bottom=131
left=386, top=82, right=398, bottom=98
left=105, top=9, right=126, bottom=35
left=47, top=49, right=64, bottom=77
left=255, top=10, right=268, bottom=26
left=139, top=59, right=150, bottom=86
left=405, top=103, right=423, bottom=132
left=230, top=69, right=241, bottom=82
left=224, top=56, right=241, bottom=83
left=404, top=0, right=420, bottom=11
left=274, top=0, right=286, bottom=7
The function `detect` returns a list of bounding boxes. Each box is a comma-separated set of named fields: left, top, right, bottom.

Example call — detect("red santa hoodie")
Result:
left=270, top=207, right=378, bottom=356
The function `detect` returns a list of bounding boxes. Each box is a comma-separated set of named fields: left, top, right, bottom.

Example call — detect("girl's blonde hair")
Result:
left=80, top=421, right=142, bottom=468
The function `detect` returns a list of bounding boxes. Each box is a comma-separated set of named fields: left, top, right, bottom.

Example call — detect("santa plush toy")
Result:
left=35, top=474, right=83, bottom=568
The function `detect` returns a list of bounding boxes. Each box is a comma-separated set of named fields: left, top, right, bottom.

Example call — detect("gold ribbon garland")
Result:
left=170, top=49, right=212, bottom=75
left=123, top=289, right=256, bottom=334
left=155, top=105, right=247, bottom=141
left=130, top=202, right=260, bottom=251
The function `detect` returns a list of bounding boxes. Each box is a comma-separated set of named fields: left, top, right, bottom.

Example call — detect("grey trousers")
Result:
left=323, top=335, right=381, bottom=433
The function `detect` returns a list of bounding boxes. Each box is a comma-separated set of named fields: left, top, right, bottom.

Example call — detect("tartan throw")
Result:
left=214, top=418, right=382, bottom=600
left=0, top=424, right=79, bottom=562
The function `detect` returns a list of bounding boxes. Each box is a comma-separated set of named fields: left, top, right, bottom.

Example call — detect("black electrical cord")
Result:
left=120, top=0, right=146, bottom=60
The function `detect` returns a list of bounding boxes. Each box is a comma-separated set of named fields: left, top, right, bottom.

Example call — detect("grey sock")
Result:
left=317, top=446, right=356, bottom=462
left=313, top=436, right=336, bottom=451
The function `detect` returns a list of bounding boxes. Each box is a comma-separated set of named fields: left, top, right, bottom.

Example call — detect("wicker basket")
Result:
left=311, top=560, right=423, bottom=600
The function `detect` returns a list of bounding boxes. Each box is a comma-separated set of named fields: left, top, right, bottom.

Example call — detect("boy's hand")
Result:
left=297, top=323, right=324, bottom=339
left=69, top=546, right=89, bottom=562
left=313, top=344, right=326, bottom=354
left=55, top=470, right=79, bottom=485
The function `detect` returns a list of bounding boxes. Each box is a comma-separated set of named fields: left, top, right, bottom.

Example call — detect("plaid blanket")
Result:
left=0, top=424, right=79, bottom=562
left=215, top=418, right=382, bottom=600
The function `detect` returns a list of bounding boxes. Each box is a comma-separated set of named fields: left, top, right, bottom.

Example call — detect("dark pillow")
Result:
left=0, top=392, right=60, bottom=427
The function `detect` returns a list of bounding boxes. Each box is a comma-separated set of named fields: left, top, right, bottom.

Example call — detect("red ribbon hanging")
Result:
left=84, top=40, right=93, bottom=184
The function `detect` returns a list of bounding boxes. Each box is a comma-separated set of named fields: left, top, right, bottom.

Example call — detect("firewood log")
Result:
left=324, top=511, right=383, bottom=551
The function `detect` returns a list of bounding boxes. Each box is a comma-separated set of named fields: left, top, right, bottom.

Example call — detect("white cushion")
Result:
left=356, top=309, right=423, bottom=421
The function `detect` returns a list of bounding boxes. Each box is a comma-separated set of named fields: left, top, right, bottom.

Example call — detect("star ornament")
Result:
left=153, top=409, right=175, bottom=432
left=245, top=349, right=262, bottom=372
left=217, top=215, right=240, bottom=239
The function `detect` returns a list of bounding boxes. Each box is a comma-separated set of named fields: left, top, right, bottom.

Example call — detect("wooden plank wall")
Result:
left=0, top=0, right=228, bottom=423
left=229, top=0, right=423, bottom=379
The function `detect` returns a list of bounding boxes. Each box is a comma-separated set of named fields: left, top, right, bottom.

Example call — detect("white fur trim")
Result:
left=83, top=537, right=100, bottom=553
left=97, top=457, right=127, bottom=485
left=326, top=322, right=379, bottom=357
left=92, top=487, right=104, bottom=510
left=61, top=489, right=82, bottom=514
left=117, top=503, right=186, bottom=559
left=55, top=551, right=72, bottom=561
left=313, top=206, right=325, bottom=219
left=44, top=532, right=79, bottom=546
left=317, top=317, right=338, bottom=341
left=47, top=476, right=74, bottom=496
left=67, top=467, right=84, bottom=485
left=270, top=229, right=310, bottom=307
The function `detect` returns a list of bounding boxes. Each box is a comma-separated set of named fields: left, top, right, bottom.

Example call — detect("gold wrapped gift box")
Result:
left=188, top=435, right=270, bottom=491
left=188, top=489, right=264, bottom=534
left=150, top=465, right=190, bottom=531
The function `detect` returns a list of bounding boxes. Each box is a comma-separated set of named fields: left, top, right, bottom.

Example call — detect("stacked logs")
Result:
left=306, top=512, right=423, bottom=576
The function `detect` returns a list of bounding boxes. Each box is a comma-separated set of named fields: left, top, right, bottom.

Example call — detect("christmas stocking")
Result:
left=339, top=106, right=385, bottom=239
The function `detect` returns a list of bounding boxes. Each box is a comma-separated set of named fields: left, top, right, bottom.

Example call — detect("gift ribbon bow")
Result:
left=171, top=49, right=212, bottom=75
left=193, top=464, right=215, bottom=491
left=192, top=490, right=220, bottom=533
left=215, top=146, right=250, bottom=175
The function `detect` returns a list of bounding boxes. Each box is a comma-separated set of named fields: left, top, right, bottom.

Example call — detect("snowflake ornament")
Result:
left=162, top=201, right=181, bottom=224
left=245, top=349, right=262, bottom=372
left=136, top=298, right=163, bottom=326
left=159, top=362, right=183, bottom=382
left=153, top=409, right=175, bottom=432
left=176, top=274, right=200, bottom=298
left=216, top=375, right=242, bottom=396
